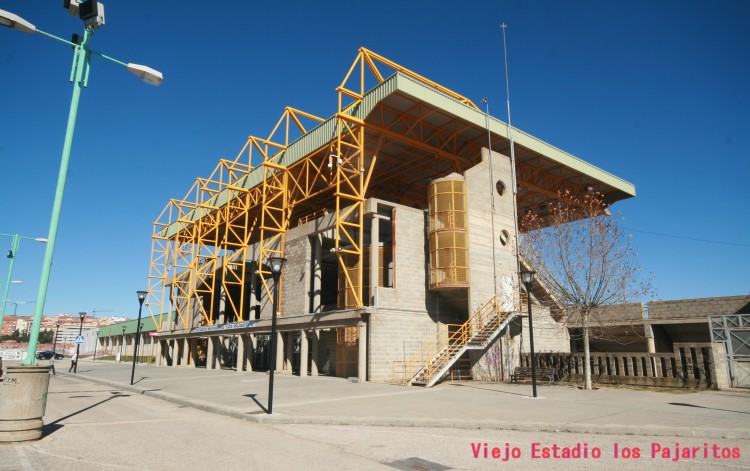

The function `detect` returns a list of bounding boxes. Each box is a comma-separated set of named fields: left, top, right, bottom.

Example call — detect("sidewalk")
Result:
left=57, top=360, right=750, bottom=439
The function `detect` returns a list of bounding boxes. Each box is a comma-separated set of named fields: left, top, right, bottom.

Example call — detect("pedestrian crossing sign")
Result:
left=75, top=335, right=84, bottom=344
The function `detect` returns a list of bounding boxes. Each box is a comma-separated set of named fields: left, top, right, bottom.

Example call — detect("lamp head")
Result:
left=79, top=311, right=86, bottom=321
left=127, top=63, right=164, bottom=86
left=268, top=257, right=287, bottom=277
left=137, top=290, right=147, bottom=305
left=519, top=270, right=536, bottom=289
left=0, top=9, right=37, bottom=34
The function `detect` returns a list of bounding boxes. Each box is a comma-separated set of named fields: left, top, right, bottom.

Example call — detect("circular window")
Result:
left=496, top=180, right=506, bottom=196
left=499, top=230, right=510, bottom=246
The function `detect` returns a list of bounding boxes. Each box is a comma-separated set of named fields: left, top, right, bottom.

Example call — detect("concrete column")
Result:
left=370, top=215, right=380, bottom=306
left=191, top=339, right=199, bottom=367
left=312, top=235, right=322, bottom=313
left=218, top=286, right=227, bottom=325
left=236, top=334, right=245, bottom=373
left=310, top=330, right=319, bottom=376
left=156, top=340, right=163, bottom=366
left=644, top=323, right=656, bottom=353
left=181, top=338, right=190, bottom=366
left=207, top=336, right=216, bottom=370
left=358, top=322, right=367, bottom=383
left=299, top=330, right=308, bottom=377
left=249, top=261, right=259, bottom=320
left=284, top=332, right=293, bottom=373
left=171, top=340, right=180, bottom=368
left=709, top=343, right=731, bottom=389
left=247, top=334, right=256, bottom=371
left=217, top=337, right=224, bottom=369
left=275, top=332, right=284, bottom=372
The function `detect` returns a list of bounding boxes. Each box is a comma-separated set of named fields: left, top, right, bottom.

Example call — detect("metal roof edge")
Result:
left=157, top=71, right=635, bottom=239
left=394, top=73, right=636, bottom=197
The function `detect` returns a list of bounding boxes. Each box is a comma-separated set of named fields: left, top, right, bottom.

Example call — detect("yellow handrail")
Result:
left=393, top=293, right=526, bottom=384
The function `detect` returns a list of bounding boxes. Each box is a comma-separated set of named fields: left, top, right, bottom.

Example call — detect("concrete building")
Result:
left=94, top=318, right=159, bottom=360
left=566, top=295, right=750, bottom=388
left=145, top=48, right=635, bottom=385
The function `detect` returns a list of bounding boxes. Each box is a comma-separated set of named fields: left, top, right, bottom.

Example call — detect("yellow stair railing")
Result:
left=392, top=293, right=524, bottom=386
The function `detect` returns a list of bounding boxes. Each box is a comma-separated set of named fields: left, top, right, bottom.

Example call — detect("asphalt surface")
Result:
left=3, top=371, right=750, bottom=470
left=47, top=359, right=750, bottom=439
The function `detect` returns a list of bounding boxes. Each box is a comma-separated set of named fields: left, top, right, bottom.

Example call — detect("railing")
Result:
left=392, top=293, right=523, bottom=385
left=298, top=208, right=329, bottom=226
left=520, top=343, right=726, bottom=388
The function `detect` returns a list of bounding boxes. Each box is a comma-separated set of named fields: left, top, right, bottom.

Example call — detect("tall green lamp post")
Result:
left=0, top=234, right=47, bottom=328
left=0, top=4, right=163, bottom=366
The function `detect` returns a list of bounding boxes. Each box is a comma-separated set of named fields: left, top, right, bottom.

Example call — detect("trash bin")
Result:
left=0, top=365, right=51, bottom=442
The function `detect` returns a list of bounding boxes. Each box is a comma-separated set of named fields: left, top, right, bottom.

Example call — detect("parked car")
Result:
left=36, top=351, right=64, bottom=360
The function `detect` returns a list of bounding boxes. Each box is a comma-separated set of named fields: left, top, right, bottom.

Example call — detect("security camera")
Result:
left=79, top=0, right=105, bottom=30
left=65, top=0, right=105, bottom=29
left=63, top=0, right=81, bottom=16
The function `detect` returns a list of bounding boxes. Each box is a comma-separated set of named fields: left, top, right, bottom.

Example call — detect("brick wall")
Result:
left=648, top=295, right=750, bottom=319
left=282, top=235, right=310, bottom=315
left=523, top=304, right=571, bottom=353
left=566, top=303, right=645, bottom=325
left=376, top=205, right=434, bottom=312
left=368, top=308, right=442, bottom=382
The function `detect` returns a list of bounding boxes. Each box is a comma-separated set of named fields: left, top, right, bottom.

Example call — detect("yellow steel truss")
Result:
left=147, top=48, right=479, bottom=329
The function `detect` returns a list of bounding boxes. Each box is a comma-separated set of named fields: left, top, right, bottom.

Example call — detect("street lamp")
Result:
left=120, top=325, right=126, bottom=360
left=267, top=256, right=287, bottom=414
left=74, top=311, right=86, bottom=373
left=0, top=233, right=46, bottom=327
left=10, top=300, right=33, bottom=316
left=93, top=329, right=100, bottom=361
left=0, top=7, right=163, bottom=366
left=131, top=290, right=147, bottom=385
left=53, top=322, right=61, bottom=356
left=520, top=270, right=538, bottom=398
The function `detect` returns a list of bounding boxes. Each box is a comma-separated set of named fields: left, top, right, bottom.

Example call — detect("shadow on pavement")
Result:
left=42, top=391, right=130, bottom=438
left=243, top=394, right=268, bottom=414
left=669, top=402, right=750, bottom=415
left=448, top=383, right=531, bottom=397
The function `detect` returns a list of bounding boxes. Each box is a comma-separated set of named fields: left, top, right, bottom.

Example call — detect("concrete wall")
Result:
left=368, top=309, right=442, bottom=383
left=376, top=204, right=433, bottom=312
left=282, top=235, right=311, bottom=316
left=589, top=303, right=646, bottom=323
left=648, top=295, right=750, bottom=319
left=520, top=304, right=571, bottom=354
left=465, top=148, right=519, bottom=312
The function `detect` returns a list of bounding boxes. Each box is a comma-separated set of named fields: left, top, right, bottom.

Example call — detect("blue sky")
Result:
left=1, top=1, right=748, bottom=320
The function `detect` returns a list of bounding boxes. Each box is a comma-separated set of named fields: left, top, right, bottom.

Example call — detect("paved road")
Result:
left=1, top=374, right=384, bottom=471
left=1, top=373, right=748, bottom=470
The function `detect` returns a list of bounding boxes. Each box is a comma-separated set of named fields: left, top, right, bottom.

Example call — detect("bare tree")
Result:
left=519, top=190, right=654, bottom=390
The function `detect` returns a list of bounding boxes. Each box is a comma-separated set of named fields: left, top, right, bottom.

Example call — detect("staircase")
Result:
left=392, top=294, right=522, bottom=387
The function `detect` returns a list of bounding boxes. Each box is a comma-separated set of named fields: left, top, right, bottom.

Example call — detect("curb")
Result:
left=63, top=372, right=750, bottom=440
